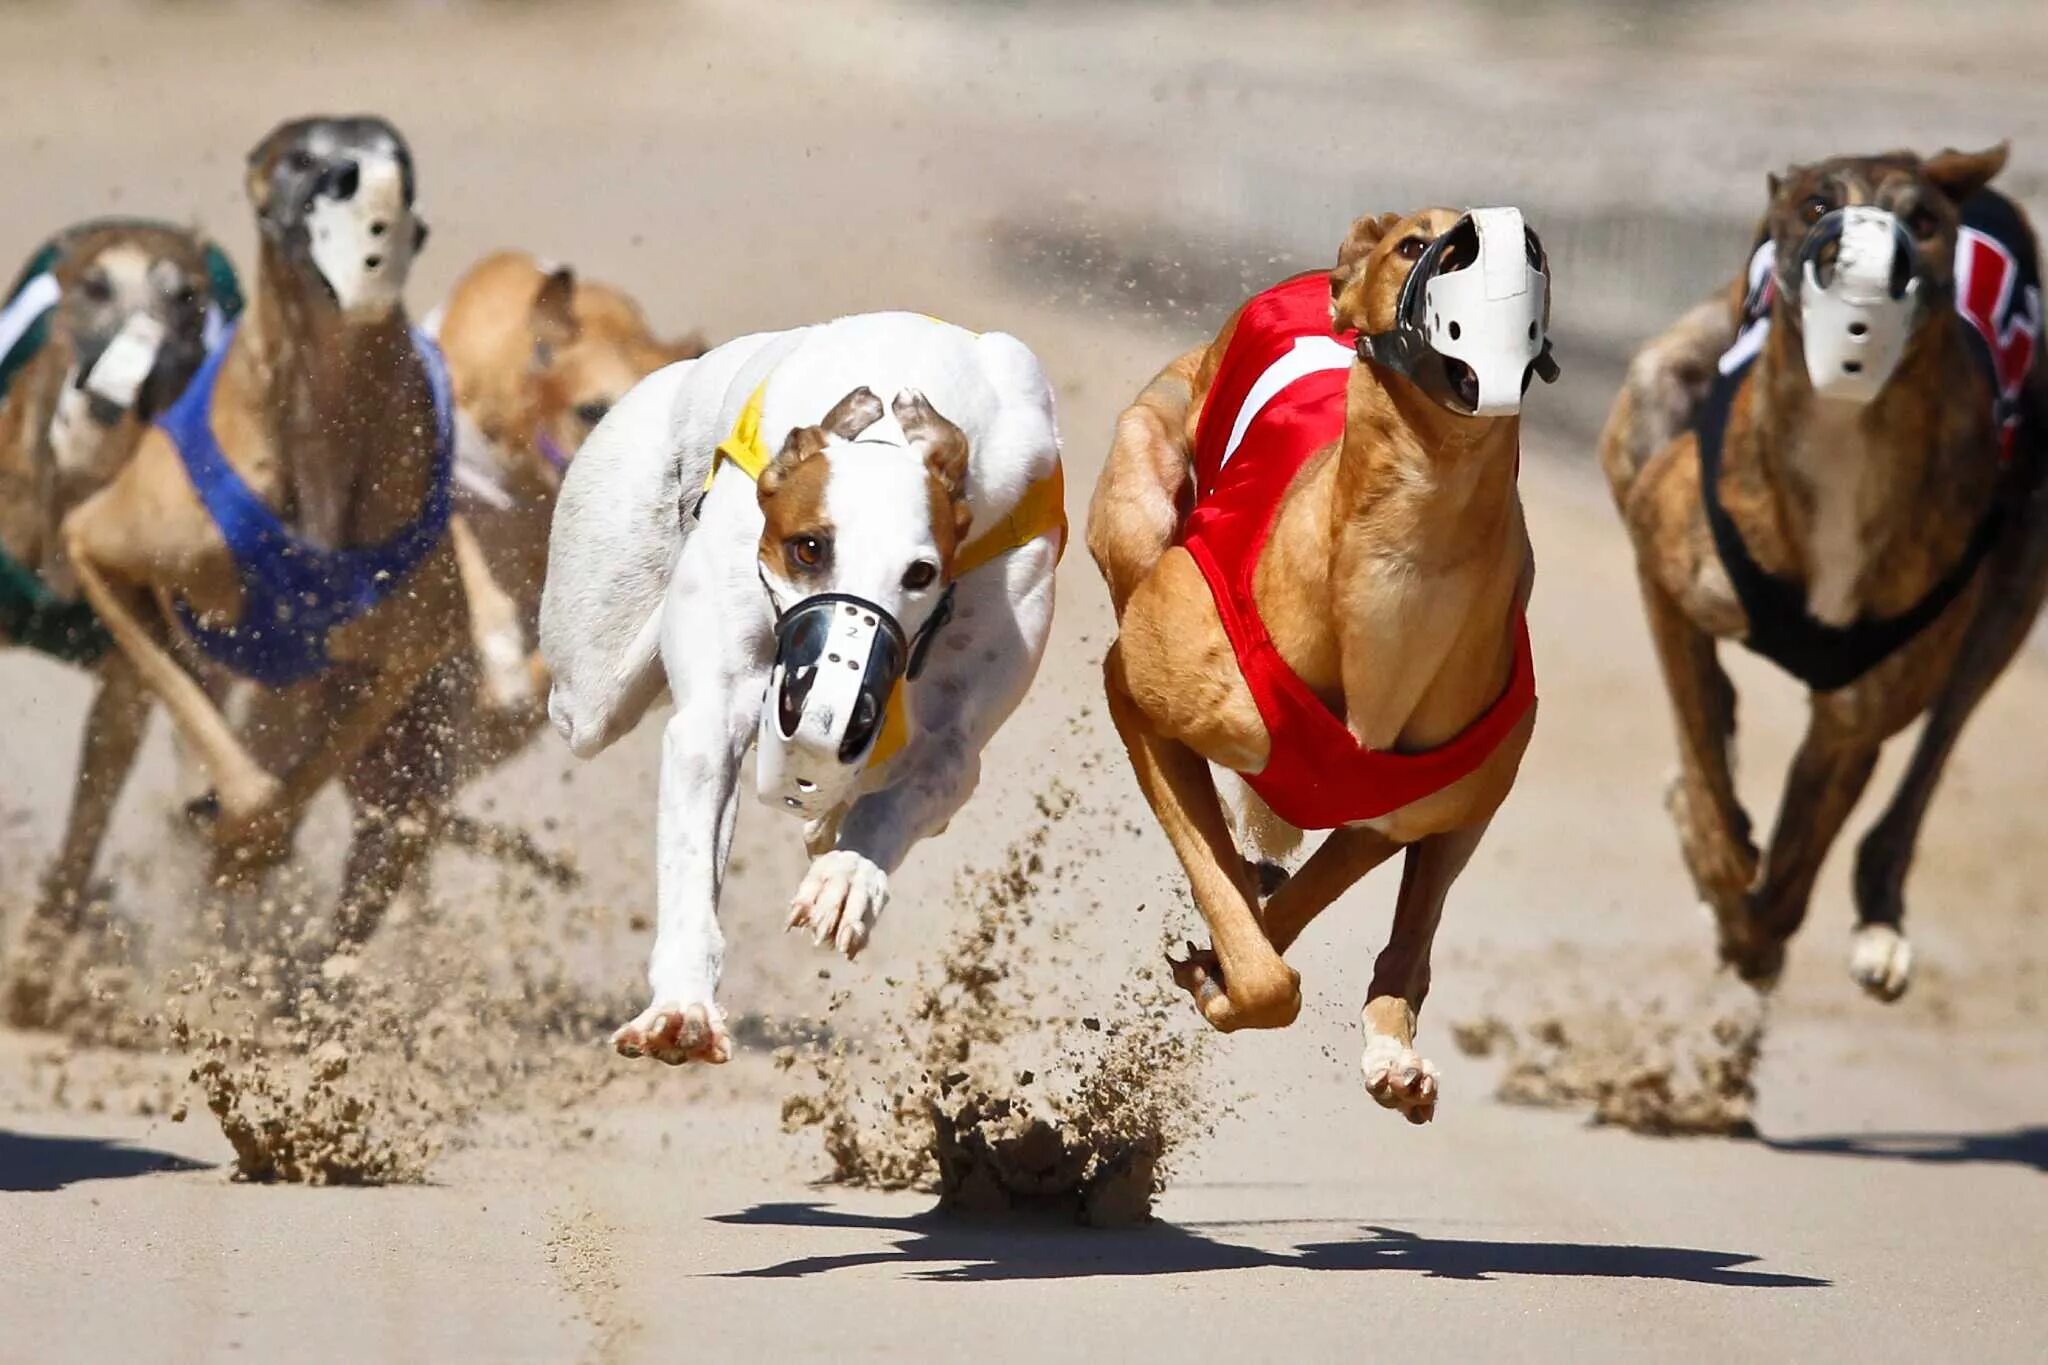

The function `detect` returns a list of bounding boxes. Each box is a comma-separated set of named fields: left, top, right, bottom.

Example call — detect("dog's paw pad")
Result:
left=612, top=1000, right=731, bottom=1065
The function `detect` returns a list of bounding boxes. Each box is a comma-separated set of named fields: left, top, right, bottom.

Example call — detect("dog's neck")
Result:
left=1751, top=300, right=1994, bottom=625
left=228, top=244, right=438, bottom=551
left=1257, top=360, right=1527, bottom=753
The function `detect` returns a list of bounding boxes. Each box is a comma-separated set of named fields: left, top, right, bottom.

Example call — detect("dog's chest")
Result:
left=1786, top=408, right=1876, bottom=628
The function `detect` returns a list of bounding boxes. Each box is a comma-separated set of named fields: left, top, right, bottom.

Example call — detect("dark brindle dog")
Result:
left=1601, top=143, right=2046, bottom=999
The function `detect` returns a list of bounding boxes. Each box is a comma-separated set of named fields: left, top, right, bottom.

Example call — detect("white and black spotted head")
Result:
left=246, top=114, right=427, bottom=319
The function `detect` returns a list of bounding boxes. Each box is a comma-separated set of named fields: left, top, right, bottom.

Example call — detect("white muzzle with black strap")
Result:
left=755, top=584, right=953, bottom=818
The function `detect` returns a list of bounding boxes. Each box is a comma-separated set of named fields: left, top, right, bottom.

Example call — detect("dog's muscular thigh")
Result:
left=1115, top=546, right=1268, bottom=772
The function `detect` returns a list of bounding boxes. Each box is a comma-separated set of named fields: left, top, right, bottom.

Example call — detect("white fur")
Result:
left=540, top=312, right=1061, bottom=1059
left=305, top=149, right=419, bottom=319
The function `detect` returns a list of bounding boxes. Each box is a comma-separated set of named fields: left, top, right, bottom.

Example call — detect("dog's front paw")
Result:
left=1361, top=1035, right=1440, bottom=1124
left=1848, top=923, right=1912, bottom=1002
left=787, top=851, right=889, bottom=959
left=612, top=999, right=732, bottom=1065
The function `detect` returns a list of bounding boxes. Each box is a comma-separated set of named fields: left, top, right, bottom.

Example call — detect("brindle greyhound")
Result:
left=63, top=114, right=465, bottom=950
left=0, top=220, right=237, bottom=928
left=1601, top=144, right=2047, bottom=1000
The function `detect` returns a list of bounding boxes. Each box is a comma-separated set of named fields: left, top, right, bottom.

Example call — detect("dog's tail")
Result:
left=539, top=357, right=707, bottom=758
left=1215, top=768, right=1305, bottom=869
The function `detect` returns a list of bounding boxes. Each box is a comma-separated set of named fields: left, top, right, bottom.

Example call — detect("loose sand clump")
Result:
left=1, top=899, right=147, bottom=1044
left=1453, top=978, right=1765, bottom=1136
left=782, top=783, right=1208, bottom=1225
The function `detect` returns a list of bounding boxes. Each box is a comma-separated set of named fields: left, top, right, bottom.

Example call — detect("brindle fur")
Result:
left=62, top=115, right=465, bottom=950
left=1598, top=144, right=2048, bottom=997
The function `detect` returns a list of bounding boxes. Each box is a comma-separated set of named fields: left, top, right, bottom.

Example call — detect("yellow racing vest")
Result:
left=711, top=369, right=1065, bottom=767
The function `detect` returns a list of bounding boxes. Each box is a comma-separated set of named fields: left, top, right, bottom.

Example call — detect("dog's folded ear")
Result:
left=1924, top=141, right=2010, bottom=207
left=531, top=266, right=579, bottom=367
left=1329, top=211, right=1403, bottom=304
left=759, top=425, right=830, bottom=500
left=821, top=385, right=885, bottom=439
left=894, top=389, right=969, bottom=501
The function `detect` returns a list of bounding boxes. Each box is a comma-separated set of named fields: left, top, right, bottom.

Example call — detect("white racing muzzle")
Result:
left=48, top=311, right=165, bottom=478
left=305, top=154, right=420, bottom=317
left=1356, top=207, right=1560, bottom=416
left=1794, top=206, right=1920, bottom=403
left=756, top=586, right=954, bottom=818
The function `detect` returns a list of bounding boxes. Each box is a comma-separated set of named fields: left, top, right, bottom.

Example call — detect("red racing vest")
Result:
left=1181, top=271, right=1537, bottom=831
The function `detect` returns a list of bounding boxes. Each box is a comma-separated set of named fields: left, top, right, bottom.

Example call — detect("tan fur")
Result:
left=427, top=250, right=705, bottom=763
left=1600, top=144, right=2048, bottom=993
left=1089, top=208, right=1538, bottom=1120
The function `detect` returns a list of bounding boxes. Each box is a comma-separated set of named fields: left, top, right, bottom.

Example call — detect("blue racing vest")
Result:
left=165, top=325, right=454, bottom=686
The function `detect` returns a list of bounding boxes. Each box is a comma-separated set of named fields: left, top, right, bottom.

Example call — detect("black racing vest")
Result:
left=1694, top=189, right=2043, bottom=692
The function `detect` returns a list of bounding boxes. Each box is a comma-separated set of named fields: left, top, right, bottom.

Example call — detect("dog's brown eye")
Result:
left=1800, top=195, right=1831, bottom=226
left=1905, top=204, right=1941, bottom=239
left=902, top=561, right=938, bottom=592
left=573, top=400, right=611, bottom=429
left=1396, top=237, right=1428, bottom=261
left=787, top=535, right=827, bottom=572
left=80, top=273, right=112, bottom=304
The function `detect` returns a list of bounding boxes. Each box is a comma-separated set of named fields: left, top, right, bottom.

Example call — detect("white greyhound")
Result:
left=540, top=312, right=1064, bottom=1064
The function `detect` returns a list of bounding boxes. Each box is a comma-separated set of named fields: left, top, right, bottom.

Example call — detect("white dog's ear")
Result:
left=894, top=388, right=969, bottom=499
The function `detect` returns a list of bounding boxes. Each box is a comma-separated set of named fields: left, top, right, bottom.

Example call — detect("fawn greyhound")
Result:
left=1089, top=207, right=1556, bottom=1122
left=0, top=219, right=238, bottom=937
left=62, top=114, right=467, bottom=951
left=1601, top=144, right=2045, bottom=1000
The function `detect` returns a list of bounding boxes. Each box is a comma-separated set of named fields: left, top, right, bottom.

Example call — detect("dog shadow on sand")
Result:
left=711, top=1202, right=1828, bottom=1287
left=1757, top=1124, right=2048, bottom=1176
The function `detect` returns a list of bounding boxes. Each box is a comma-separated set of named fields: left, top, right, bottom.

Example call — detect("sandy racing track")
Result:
left=3, top=2, right=2047, bottom=1360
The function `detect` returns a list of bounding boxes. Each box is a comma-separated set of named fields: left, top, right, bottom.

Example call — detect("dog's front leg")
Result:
left=790, top=549, right=1056, bottom=959
left=37, top=650, right=152, bottom=926
left=448, top=514, right=537, bottom=713
left=1358, top=821, right=1488, bottom=1125
left=1745, top=704, right=1880, bottom=985
left=612, top=589, right=762, bottom=1067
left=62, top=501, right=282, bottom=822
left=1103, top=645, right=1299, bottom=1032
left=1637, top=572, right=1761, bottom=970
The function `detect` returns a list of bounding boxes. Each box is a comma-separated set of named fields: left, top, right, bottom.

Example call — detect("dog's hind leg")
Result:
left=1638, top=571, right=1763, bottom=975
left=1087, top=349, right=1203, bottom=617
left=36, top=651, right=151, bottom=927
left=1852, top=483, right=2048, bottom=1000
left=1599, top=293, right=1736, bottom=506
left=1104, top=645, right=1299, bottom=1032
left=1359, top=821, right=1488, bottom=1124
